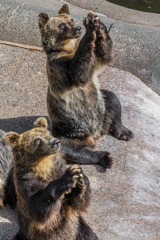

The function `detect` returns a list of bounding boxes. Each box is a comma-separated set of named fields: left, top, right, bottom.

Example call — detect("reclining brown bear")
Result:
left=5, top=117, right=98, bottom=240
left=38, top=4, right=133, bottom=169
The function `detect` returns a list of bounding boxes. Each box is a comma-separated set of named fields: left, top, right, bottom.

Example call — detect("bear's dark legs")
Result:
left=4, top=167, right=17, bottom=209
left=60, top=137, right=113, bottom=169
left=86, top=12, right=133, bottom=141
left=76, top=216, right=98, bottom=240
left=101, top=89, right=134, bottom=140
left=12, top=232, right=27, bottom=240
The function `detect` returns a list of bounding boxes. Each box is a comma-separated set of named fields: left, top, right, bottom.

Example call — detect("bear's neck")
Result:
left=61, top=38, right=79, bottom=53
left=31, top=154, right=60, bottom=180
left=13, top=151, right=65, bottom=181
left=44, top=38, right=80, bottom=56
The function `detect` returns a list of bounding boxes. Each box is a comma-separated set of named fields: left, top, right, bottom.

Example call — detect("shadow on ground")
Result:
left=0, top=205, right=18, bottom=240
left=0, top=116, right=106, bottom=174
left=0, top=116, right=50, bottom=134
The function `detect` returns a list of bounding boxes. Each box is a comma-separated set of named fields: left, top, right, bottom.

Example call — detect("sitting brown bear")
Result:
left=5, top=117, right=98, bottom=240
left=38, top=4, right=133, bottom=169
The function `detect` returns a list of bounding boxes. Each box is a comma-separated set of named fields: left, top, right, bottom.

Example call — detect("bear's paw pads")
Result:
left=87, top=11, right=100, bottom=31
left=64, top=165, right=83, bottom=193
left=76, top=173, right=86, bottom=189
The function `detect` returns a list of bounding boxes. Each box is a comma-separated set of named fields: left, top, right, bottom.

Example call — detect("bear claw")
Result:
left=87, top=11, right=100, bottom=31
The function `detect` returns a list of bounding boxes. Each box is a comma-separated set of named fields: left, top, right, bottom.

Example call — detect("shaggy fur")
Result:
left=38, top=5, right=133, bottom=169
left=5, top=117, right=98, bottom=240
left=0, top=130, right=14, bottom=209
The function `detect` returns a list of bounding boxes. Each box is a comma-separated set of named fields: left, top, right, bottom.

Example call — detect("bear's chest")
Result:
left=60, top=73, right=104, bottom=113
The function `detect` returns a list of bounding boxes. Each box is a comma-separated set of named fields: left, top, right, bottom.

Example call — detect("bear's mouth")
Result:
left=76, top=33, right=81, bottom=37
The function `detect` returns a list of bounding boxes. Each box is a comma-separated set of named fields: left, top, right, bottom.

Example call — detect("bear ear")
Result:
left=58, top=4, right=70, bottom=15
left=38, top=13, right=50, bottom=30
left=33, top=117, right=48, bottom=129
left=5, top=132, right=20, bottom=147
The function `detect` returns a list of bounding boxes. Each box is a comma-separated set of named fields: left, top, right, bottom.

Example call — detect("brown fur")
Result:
left=38, top=5, right=133, bottom=169
left=31, top=155, right=56, bottom=180
left=5, top=117, right=98, bottom=240
left=0, top=130, right=13, bottom=209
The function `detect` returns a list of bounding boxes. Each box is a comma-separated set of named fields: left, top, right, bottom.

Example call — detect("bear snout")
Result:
left=76, top=26, right=82, bottom=36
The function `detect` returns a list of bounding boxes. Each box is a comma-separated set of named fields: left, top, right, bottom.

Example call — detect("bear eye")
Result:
left=71, top=19, right=74, bottom=22
left=33, top=138, right=42, bottom=145
left=59, top=23, right=66, bottom=30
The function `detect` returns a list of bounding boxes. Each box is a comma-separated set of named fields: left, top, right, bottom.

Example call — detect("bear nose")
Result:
left=76, top=26, right=82, bottom=31
left=76, top=26, right=82, bottom=36
left=53, top=139, right=60, bottom=147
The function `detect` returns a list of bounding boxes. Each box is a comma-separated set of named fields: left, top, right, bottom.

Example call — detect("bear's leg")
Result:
left=12, top=232, right=27, bottom=240
left=60, top=137, right=113, bottom=169
left=101, top=89, right=134, bottom=140
left=76, top=216, right=98, bottom=240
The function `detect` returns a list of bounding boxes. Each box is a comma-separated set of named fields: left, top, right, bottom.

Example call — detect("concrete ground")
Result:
left=0, top=0, right=160, bottom=240
left=0, top=0, right=160, bottom=95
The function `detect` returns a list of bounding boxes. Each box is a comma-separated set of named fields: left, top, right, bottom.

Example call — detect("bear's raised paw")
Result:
left=87, top=11, right=100, bottom=31
left=63, top=165, right=83, bottom=194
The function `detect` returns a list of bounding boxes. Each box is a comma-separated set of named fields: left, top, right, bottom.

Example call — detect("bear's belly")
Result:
left=20, top=207, right=79, bottom=240
left=47, top=83, right=105, bottom=138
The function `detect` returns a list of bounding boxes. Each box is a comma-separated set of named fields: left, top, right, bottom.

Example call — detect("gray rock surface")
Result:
left=0, top=0, right=160, bottom=95
left=0, top=44, right=160, bottom=239
left=66, top=0, right=160, bottom=27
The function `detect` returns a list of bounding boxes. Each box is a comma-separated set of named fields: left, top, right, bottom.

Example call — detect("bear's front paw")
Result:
left=63, top=165, right=83, bottom=194
left=76, top=172, right=86, bottom=189
left=87, top=11, right=107, bottom=38
left=96, top=151, right=113, bottom=169
left=83, top=17, right=96, bottom=47
left=87, top=11, right=100, bottom=32
left=83, top=17, right=95, bottom=33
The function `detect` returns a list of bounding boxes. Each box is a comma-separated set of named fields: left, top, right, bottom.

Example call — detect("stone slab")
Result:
left=66, top=0, right=160, bottom=27
left=0, top=0, right=160, bottom=95
left=0, top=44, right=160, bottom=239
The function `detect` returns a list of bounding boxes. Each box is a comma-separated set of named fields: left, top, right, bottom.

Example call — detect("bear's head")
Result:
left=38, top=4, right=82, bottom=53
left=5, top=118, right=60, bottom=166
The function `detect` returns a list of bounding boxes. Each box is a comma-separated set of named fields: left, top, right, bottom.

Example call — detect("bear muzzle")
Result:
left=76, top=26, right=82, bottom=37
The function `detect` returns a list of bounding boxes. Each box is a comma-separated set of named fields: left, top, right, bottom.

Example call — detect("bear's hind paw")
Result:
left=113, top=125, right=134, bottom=141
